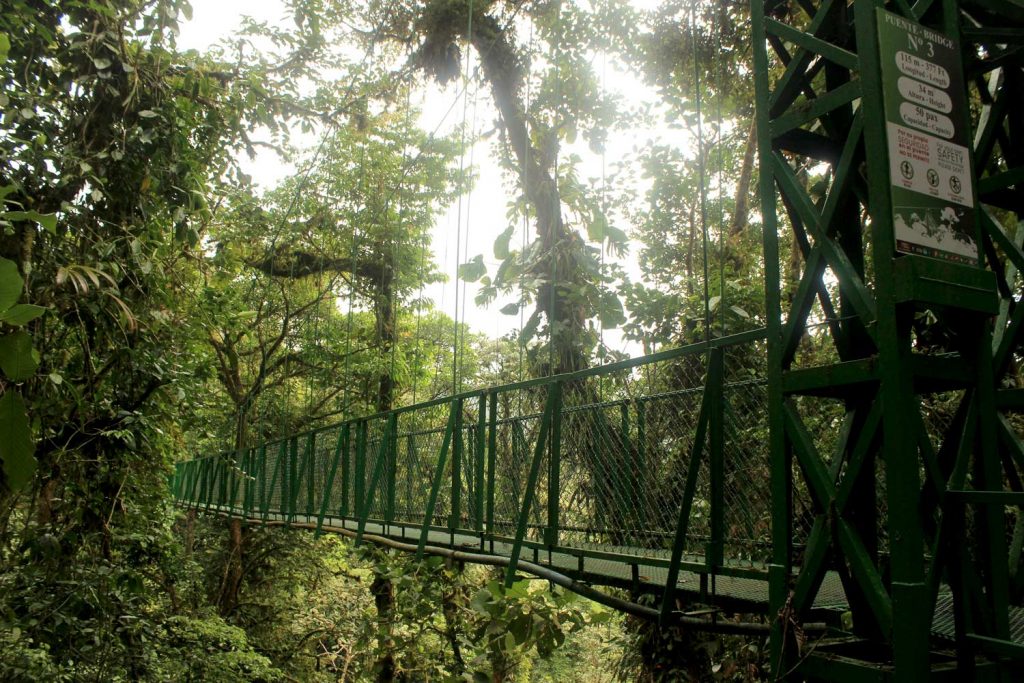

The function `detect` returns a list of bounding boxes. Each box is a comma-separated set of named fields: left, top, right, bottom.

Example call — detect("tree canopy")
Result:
left=0, top=0, right=834, bottom=680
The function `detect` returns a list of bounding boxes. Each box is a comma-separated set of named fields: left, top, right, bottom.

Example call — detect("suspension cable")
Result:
left=690, top=2, right=712, bottom=344
left=715, top=5, right=727, bottom=338
left=452, top=0, right=475, bottom=396
left=548, top=0, right=563, bottom=377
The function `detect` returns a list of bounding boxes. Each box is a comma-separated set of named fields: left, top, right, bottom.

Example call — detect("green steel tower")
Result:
left=752, top=0, right=1024, bottom=678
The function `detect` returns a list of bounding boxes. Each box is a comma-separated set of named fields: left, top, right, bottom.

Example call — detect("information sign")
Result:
left=877, top=9, right=977, bottom=264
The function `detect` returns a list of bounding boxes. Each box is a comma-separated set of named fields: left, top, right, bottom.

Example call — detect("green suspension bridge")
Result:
left=174, top=0, right=1024, bottom=679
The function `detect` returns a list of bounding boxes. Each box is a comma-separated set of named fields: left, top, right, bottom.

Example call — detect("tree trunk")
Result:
left=373, top=262, right=398, bottom=682
left=371, top=570, right=397, bottom=683
left=184, top=508, right=196, bottom=558
left=730, top=120, right=757, bottom=237
left=468, top=12, right=587, bottom=375
left=219, top=517, right=244, bottom=617
left=442, top=561, right=466, bottom=676
left=219, top=410, right=248, bottom=617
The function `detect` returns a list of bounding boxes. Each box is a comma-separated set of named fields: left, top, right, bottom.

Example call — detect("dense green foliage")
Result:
left=0, top=0, right=787, bottom=681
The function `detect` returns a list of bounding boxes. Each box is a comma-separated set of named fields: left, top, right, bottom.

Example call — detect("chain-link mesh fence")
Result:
left=175, top=332, right=797, bottom=589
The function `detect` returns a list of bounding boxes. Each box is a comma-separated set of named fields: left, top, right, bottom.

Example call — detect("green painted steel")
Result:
left=171, top=1, right=1024, bottom=673
left=504, top=380, right=559, bottom=587
left=753, top=0, right=1024, bottom=678
left=174, top=331, right=782, bottom=619
left=476, top=395, right=486, bottom=535
left=418, top=399, right=459, bottom=558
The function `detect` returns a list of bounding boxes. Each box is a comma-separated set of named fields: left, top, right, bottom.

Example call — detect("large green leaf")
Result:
left=586, top=212, right=607, bottom=242
left=597, top=290, right=626, bottom=328
left=458, top=254, right=486, bottom=282
left=0, top=304, right=45, bottom=326
left=0, top=331, right=39, bottom=381
left=3, top=210, right=58, bottom=235
left=0, top=390, right=36, bottom=491
left=0, top=257, right=22, bottom=311
left=493, top=226, right=513, bottom=260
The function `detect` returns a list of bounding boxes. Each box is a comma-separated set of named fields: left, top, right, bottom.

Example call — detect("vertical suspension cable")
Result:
left=282, top=192, right=301, bottom=441
left=309, top=174, right=328, bottom=424
left=433, top=208, right=452, bottom=394
left=411, top=88, right=428, bottom=406
left=452, top=0, right=475, bottom=396
left=548, top=0, right=562, bottom=376
left=715, top=7, right=727, bottom=338
left=518, top=19, right=534, bottom=390
left=599, top=49, right=607, bottom=404
left=385, top=92, right=413, bottom=411
left=340, top=142, right=367, bottom=420
left=459, top=73, right=479, bottom=391
left=690, top=1, right=711, bottom=343
left=388, top=94, right=410, bottom=411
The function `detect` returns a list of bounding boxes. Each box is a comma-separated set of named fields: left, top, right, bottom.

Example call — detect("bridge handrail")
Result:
left=173, top=327, right=776, bottom=625
left=187, top=327, right=767, bottom=458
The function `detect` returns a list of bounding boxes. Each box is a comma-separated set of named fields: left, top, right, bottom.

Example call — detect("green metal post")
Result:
left=621, top=401, right=637, bottom=531
left=263, top=442, right=285, bottom=522
left=218, top=456, right=228, bottom=509
left=339, top=423, right=351, bottom=518
left=258, top=445, right=268, bottom=519
left=406, top=433, right=416, bottom=522
left=487, top=391, right=497, bottom=546
left=305, top=431, right=316, bottom=519
left=386, top=415, right=397, bottom=528
left=546, top=383, right=563, bottom=547
left=215, top=457, right=224, bottom=509
left=660, top=363, right=714, bottom=624
left=206, top=457, right=216, bottom=510
left=972, top=327, right=1012, bottom=639
left=451, top=404, right=463, bottom=532
left=281, top=441, right=289, bottom=521
left=355, top=420, right=367, bottom=518
left=707, top=347, right=725, bottom=572
left=251, top=448, right=260, bottom=516
left=287, top=436, right=299, bottom=525
left=188, top=459, right=201, bottom=508
left=476, top=394, right=486, bottom=533
left=418, top=399, right=461, bottom=557
left=196, top=459, right=205, bottom=508
left=630, top=401, right=647, bottom=532
left=192, top=460, right=201, bottom=506
left=505, top=382, right=560, bottom=587
left=465, top=424, right=475, bottom=524
left=241, top=449, right=252, bottom=516
left=854, top=3, right=928, bottom=676
left=750, top=0, right=790, bottom=670
left=201, top=458, right=210, bottom=510
left=356, top=416, right=395, bottom=545
left=316, top=429, right=346, bottom=536
left=208, top=458, right=216, bottom=509
left=228, top=451, right=242, bottom=513
left=251, top=448, right=263, bottom=518
left=240, top=450, right=250, bottom=512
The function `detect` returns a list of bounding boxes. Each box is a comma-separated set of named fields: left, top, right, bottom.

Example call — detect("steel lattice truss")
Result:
left=172, top=0, right=1024, bottom=678
left=752, top=0, right=1024, bottom=678
left=174, top=331, right=794, bottom=621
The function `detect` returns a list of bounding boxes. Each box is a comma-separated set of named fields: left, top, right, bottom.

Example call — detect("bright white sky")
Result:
left=178, top=1, right=681, bottom=357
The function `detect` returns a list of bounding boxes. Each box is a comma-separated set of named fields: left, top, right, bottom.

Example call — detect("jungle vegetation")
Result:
left=0, top=1, right=795, bottom=681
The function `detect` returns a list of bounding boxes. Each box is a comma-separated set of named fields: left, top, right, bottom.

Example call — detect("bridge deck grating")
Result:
left=210, top=506, right=848, bottom=611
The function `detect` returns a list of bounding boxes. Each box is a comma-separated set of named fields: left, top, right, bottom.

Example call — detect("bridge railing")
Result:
left=173, top=328, right=782, bottom=612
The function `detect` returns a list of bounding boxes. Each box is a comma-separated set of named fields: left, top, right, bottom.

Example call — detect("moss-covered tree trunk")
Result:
left=373, top=265, right=398, bottom=682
